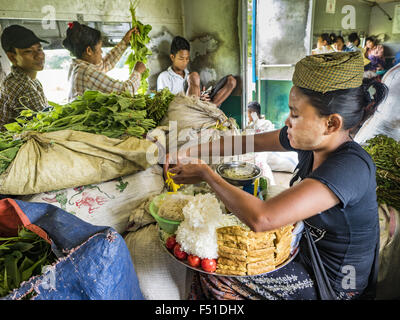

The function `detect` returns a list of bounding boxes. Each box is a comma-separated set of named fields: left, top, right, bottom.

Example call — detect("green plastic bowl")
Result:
left=149, top=194, right=182, bottom=234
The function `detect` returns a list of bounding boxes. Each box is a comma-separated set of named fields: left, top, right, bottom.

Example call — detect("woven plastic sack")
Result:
left=20, top=165, right=165, bottom=234
left=124, top=224, right=193, bottom=300
left=376, top=204, right=400, bottom=300
left=160, top=94, right=238, bottom=134
left=0, top=199, right=143, bottom=300
left=0, top=130, right=158, bottom=195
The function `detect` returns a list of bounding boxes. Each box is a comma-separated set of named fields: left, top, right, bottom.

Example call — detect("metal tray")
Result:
left=159, top=228, right=299, bottom=278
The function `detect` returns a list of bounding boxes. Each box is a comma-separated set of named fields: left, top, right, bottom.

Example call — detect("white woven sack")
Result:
left=124, top=224, right=194, bottom=300
left=20, top=165, right=165, bottom=234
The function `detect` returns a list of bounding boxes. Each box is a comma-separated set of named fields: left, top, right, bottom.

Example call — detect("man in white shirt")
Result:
left=157, top=36, right=236, bottom=107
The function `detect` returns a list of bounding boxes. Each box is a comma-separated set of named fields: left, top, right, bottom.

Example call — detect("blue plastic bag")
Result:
left=0, top=199, right=144, bottom=300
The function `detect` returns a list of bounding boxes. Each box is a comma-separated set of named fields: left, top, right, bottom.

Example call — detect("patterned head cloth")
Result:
left=292, top=51, right=364, bottom=93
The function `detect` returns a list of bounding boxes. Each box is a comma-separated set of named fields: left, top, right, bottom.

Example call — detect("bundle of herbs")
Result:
left=0, top=227, right=57, bottom=298
left=126, top=0, right=152, bottom=94
left=0, top=88, right=174, bottom=175
left=363, top=134, right=400, bottom=211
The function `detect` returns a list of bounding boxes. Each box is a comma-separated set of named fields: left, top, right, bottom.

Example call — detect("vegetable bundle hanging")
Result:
left=126, top=0, right=152, bottom=94
left=363, top=134, right=400, bottom=211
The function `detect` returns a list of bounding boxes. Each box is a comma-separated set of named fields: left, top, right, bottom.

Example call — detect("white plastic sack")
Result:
left=377, top=204, right=400, bottom=300
left=161, top=94, right=238, bottom=133
left=355, top=64, right=400, bottom=144
left=124, top=224, right=194, bottom=300
left=266, top=151, right=299, bottom=173
left=20, top=165, right=165, bottom=234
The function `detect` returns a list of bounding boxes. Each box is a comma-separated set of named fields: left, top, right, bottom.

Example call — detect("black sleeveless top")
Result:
left=279, top=126, right=379, bottom=294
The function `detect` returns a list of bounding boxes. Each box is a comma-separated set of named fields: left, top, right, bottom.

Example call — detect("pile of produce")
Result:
left=126, top=0, right=152, bottom=94
left=0, top=88, right=175, bottom=175
left=0, top=228, right=57, bottom=298
left=363, top=134, right=400, bottom=211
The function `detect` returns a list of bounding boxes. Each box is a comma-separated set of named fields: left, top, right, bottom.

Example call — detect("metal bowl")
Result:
left=216, top=161, right=262, bottom=187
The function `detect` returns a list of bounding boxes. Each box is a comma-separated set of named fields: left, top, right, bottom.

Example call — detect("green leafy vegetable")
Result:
left=363, top=134, right=400, bottom=211
left=0, top=89, right=174, bottom=175
left=0, top=227, right=57, bottom=298
left=126, top=0, right=153, bottom=94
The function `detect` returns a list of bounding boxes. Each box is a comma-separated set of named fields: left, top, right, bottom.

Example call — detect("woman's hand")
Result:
left=134, top=61, right=147, bottom=74
left=168, top=158, right=210, bottom=185
left=123, top=27, right=139, bottom=45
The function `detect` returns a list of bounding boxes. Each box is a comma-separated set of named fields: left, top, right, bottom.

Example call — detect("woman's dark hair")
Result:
left=248, top=101, right=261, bottom=116
left=365, top=36, right=377, bottom=45
left=171, top=36, right=190, bottom=55
left=298, top=78, right=388, bottom=136
left=320, top=33, right=336, bottom=45
left=348, top=32, right=360, bottom=44
left=335, top=35, right=345, bottom=44
left=62, top=22, right=102, bottom=59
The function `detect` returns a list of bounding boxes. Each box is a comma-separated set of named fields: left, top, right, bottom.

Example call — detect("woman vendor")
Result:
left=167, top=52, right=388, bottom=300
left=63, top=21, right=147, bottom=102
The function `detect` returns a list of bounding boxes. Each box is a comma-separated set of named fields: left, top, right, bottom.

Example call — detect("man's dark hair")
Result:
left=335, top=35, right=345, bottom=44
left=248, top=101, right=261, bottom=116
left=171, top=36, right=190, bottom=55
left=320, top=33, right=335, bottom=45
left=62, top=21, right=102, bottom=59
left=348, top=32, right=360, bottom=44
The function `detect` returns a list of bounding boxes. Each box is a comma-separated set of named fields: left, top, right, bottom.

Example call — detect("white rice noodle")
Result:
left=175, top=193, right=248, bottom=259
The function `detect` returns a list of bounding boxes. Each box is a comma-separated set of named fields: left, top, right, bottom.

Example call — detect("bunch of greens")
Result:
left=0, top=88, right=175, bottom=175
left=0, top=227, right=57, bottom=298
left=126, top=0, right=153, bottom=94
left=363, top=134, right=400, bottom=211
left=0, top=131, right=23, bottom=175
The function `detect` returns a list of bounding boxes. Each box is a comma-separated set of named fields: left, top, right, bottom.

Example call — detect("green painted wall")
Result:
left=257, top=80, right=292, bottom=130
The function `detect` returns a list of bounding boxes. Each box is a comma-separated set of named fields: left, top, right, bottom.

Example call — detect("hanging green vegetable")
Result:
left=363, top=134, right=400, bottom=211
left=126, top=0, right=153, bottom=94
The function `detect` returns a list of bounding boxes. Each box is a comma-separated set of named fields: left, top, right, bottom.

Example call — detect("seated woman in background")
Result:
left=312, top=33, right=335, bottom=55
left=333, top=35, right=347, bottom=52
left=63, top=21, right=147, bottom=102
left=364, top=37, right=385, bottom=73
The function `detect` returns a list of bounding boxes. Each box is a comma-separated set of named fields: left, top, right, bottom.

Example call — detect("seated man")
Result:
left=157, top=36, right=237, bottom=107
left=245, top=101, right=274, bottom=133
left=0, top=25, right=49, bottom=129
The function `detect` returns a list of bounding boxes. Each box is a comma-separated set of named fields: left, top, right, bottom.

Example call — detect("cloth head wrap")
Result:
left=292, top=52, right=364, bottom=93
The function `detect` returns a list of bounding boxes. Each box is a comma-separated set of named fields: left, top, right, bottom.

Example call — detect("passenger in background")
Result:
left=345, top=32, right=361, bottom=52
left=364, top=37, right=385, bottom=73
left=157, top=36, right=237, bottom=107
left=312, top=33, right=335, bottom=55
left=333, top=35, right=347, bottom=52
left=63, top=21, right=147, bottom=102
left=246, top=101, right=274, bottom=133
left=364, top=37, right=378, bottom=59
left=0, top=25, right=49, bottom=129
